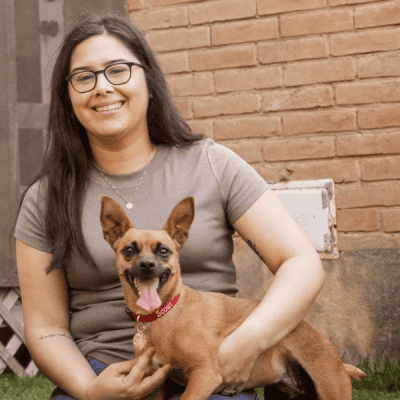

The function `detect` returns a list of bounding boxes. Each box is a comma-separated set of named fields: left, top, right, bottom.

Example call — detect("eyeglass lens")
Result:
left=71, top=63, right=132, bottom=93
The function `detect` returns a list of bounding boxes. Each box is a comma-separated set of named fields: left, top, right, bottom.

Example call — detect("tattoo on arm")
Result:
left=39, top=333, right=73, bottom=340
left=247, top=240, right=266, bottom=264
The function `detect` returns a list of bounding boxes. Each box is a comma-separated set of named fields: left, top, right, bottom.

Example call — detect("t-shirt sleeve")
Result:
left=205, top=139, right=269, bottom=225
left=15, top=180, right=52, bottom=253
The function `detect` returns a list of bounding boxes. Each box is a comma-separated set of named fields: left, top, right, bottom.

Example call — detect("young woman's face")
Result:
left=68, top=34, right=150, bottom=143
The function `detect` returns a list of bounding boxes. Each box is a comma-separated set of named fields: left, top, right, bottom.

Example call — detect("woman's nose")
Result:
left=94, top=72, right=114, bottom=94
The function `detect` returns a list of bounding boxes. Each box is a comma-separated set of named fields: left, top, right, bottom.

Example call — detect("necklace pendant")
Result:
left=126, top=202, right=133, bottom=210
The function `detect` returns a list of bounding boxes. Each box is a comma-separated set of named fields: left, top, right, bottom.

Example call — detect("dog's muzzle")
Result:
left=123, top=260, right=172, bottom=295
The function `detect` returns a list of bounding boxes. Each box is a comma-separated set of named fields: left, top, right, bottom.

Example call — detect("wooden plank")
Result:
left=6, top=335, right=22, bottom=356
left=26, top=360, right=39, bottom=376
left=0, top=355, right=6, bottom=373
left=17, top=103, right=48, bottom=130
left=0, top=341, right=26, bottom=376
left=0, top=0, right=19, bottom=289
left=0, top=301, right=25, bottom=342
left=3, top=289, right=19, bottom=310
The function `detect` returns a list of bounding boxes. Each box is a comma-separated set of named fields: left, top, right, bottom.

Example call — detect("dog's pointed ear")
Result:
left=100, top=195, right=134, bottom=248
left=162, top=197, right=195, bottom=249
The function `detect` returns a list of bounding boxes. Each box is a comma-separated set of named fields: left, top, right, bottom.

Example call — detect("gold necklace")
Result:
left=95, top=150, right=155, bottom=209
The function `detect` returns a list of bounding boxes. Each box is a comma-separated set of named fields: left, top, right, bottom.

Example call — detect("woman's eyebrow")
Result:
left=70, top=59, right=132, bottom=74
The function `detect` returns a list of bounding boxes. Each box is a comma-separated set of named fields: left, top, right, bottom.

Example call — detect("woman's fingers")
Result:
left=125, top=347, right=156, bottom=383
left=138, top=363, right=173, bottom=395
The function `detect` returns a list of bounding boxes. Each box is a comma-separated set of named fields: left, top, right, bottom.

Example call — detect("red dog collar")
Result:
left=126, top=294, right=180, bottom=323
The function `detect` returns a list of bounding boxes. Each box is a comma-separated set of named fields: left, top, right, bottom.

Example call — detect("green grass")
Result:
left=0, top=373, right=55, bottom=399
left=1, top=353, right=399, bottom=400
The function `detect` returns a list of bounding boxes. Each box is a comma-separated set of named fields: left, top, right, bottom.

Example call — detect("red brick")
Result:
left=338, top=232, right=400, bottom=251
left=253, top=163, right=286, bottom=182
left=173, top=98, right=192, bottom=119
left=336, top=80, right=400, bottom=104
left=337, top=132, right=400, bottom=157
left=192, top=93, right=261, bottom=118
left=130, top=7, right=188, bottom=31
left=147, top=0, right=202, bottom=5
left=189, top=0, right=256, bottom=25
left=330, top=28, right=400, bottom=56
left=215, top=66, right=282, bottom=93
left=336, top=78, right=400, bottom=105
left=286, top=159, right=359, bottom=183
left=281, top=9, right=353, bottom=37
left=158, top=52, right=190, bottom=74
left=166, top=73, right=214, bottom=97
left=214, top=116, right=281, bottom=140
left=356, top=2, right=400, bottom=29
left=257, top=0, right=326, bottom=15
left=330, top=0, right=373, bottom=5
left=283, top=110, right=357, bottom=135
left=221, top=139, right=263, bottom=163
left=285, top=58, right=356, bottom=86
left=358, top=105, right=400, bottom=129
left=263, top=137, right=335, bottom=162
left=361, top=156, right=400, bottom=181
left=127, top=0, right=144, bottom=11
left=336, top=182, right=400, bottom=209
left=190, top=45, right=256, bottom=72
left=382, top=209, right=400, bottom=233
left=259, top=37, right=328, bottom=64
left=212, top=18, right=278, bottom=46
left=187, top=119, right=213, bottom=138
left=262, top=86, right=334, bottom=112
left=146, top=26, right=209, bottom=53
left=337, top=208, right=380, bottom=232
left=358, top=52, right=400, bottom=78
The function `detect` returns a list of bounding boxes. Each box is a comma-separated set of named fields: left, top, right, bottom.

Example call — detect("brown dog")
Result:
left=100, top=195, right=365, bottom=400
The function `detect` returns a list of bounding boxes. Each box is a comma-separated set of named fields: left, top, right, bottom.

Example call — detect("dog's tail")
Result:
left=283, top=321, right=353, bottom=400
left=343, top=363, right=367, bottom=380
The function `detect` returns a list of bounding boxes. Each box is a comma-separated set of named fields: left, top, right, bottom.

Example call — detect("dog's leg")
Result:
left=179, top=367, right=223, bottom=400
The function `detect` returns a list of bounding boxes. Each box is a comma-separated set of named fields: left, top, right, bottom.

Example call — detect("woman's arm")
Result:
left=16, top=239, right=97, bottom=399
left=218, top=190, right=326, bottom=391
left=16, top=239, right=170, bottom=400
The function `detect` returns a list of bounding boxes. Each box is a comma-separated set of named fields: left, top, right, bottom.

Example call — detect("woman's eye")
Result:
left=108, top=65, right=129, bottom=75
left=77, top=73, right=94, bottom=82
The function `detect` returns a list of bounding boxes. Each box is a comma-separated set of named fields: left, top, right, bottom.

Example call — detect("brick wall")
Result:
left=127, top=0, right=400, bottom=253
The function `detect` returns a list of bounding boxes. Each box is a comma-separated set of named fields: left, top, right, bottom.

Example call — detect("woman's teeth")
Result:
left=95, top=102, right=123, bottom=112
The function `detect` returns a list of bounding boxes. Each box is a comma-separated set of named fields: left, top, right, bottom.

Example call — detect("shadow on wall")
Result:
left=233, top=241, right=400, bottom=367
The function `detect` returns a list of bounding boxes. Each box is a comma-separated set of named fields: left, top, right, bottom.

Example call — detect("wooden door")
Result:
left=0, top=0, right=126, bottom=287
left=0, top=0, right=64, bottom=287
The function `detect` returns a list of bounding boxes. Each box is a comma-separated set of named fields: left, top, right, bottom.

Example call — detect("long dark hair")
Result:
left=18, top=13, right=203, bottom=273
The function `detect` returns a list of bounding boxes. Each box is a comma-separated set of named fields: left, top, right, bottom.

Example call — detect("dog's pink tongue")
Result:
left=135, top=278, right=161, bottom=312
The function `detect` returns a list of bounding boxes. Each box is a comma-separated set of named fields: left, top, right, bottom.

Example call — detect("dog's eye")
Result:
left=158, top=246, right=171, bottom=257
left=122, top=246, right=136, bottom=259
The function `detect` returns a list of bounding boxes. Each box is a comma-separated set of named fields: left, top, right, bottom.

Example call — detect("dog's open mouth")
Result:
left=128, top=269, right=171, bottom=312
left=135, top=278, right=161, bottom=311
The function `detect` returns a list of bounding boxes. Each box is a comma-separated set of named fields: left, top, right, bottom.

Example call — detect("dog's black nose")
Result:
left=138, top=257, right=156, bottom=270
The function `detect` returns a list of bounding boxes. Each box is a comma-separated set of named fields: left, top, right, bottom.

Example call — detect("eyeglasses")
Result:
left=65, top=62, right=145, bottom=93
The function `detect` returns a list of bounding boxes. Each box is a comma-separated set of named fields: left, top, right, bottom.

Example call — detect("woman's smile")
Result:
left=93, top=101, right=124, bottom=113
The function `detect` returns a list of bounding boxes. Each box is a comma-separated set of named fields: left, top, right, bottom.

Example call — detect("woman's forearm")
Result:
left=235, top=253, right=325, bottom=352
left=26, top=326, right=96, bottom=400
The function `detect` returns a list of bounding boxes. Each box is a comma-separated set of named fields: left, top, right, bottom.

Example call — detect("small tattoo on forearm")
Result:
left=39, top=333, right=73, bottom=340
left=247, top=240, right=266, bottom=263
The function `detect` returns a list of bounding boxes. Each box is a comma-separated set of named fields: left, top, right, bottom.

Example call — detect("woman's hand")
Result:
left=217, top=327, right=263, bottom=394
left=85, top=347, right=171, bottom=400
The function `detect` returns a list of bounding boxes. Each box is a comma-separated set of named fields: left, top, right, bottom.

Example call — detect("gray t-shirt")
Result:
left=15, top=138, right=269, bottom=364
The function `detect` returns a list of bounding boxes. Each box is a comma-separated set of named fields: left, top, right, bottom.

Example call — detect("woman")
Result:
left=15, top=13, right=325, bottom=400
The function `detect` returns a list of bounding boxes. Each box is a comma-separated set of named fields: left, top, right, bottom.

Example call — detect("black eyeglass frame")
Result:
left=65, top=62, right=146, bottom=93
